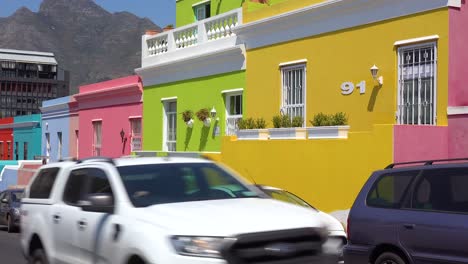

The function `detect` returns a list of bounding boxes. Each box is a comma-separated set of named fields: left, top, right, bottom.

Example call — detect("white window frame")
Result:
left=92, top=120, right=102, bottom=156
left=193, top=1, right=210, bottom=21
left=57, top=132, right=62, bottom=160
left=225, top=91, right=243, bottom=136
left=280, top=63, right=306, bottom=126
left=75, top=130, right=79, bottom=158
left=130, top=117, right=142, bottom=152
left=163, top=100, right=177, bottom=152
left=45, top=133, right=51, bottom=158
left=397, top=42, right=437, bottom=125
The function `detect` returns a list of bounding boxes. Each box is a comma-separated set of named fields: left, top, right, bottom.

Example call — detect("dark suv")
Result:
left=344, top=158, right=468, bottom=264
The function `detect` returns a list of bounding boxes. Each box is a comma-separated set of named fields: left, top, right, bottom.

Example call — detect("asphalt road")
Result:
left=0, top=226, right=25, bottom=263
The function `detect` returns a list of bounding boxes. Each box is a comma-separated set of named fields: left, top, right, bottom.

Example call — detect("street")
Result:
left=0, top=227, right=24, bottom=263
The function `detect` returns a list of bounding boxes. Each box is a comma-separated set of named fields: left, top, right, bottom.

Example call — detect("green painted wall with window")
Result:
left=143, top=71, right=245, bottom=152
left=176, top=0, right=245, bottom=27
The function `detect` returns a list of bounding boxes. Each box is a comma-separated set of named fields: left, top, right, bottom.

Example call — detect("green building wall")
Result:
left=176, top=0, right=245, bottom=27
left=143, top=71, right=245, bottom=152
left=13, top=114, right=42, bottom=160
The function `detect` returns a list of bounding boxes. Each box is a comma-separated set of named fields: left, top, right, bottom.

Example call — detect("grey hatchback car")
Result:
left=344, top=158, right=468, bottom=264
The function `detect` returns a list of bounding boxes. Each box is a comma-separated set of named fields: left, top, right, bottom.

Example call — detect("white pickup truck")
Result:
left=20, top=157, right=340, bottom=264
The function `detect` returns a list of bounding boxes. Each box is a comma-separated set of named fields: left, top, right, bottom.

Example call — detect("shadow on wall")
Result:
left=185, top=127, right=193, bottom=151
left=199, top=126, right=211, bottom=151
left=367, top=85, right=382, bottom=112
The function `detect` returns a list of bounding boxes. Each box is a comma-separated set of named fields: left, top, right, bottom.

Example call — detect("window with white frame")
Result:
left=92, top=121, right=102, bottom=156
left=194, top=2, right=211, bottom=21
left=164, top=101, right=177, bottom=151
left=398, top=42, right=437, bottom=125
left=45, top=133, right=51, bottom=158
left=225, top=92, right=243, bottom=136
left=57, top=132, right=62, bottom=160
left=281, top=64, right=306, bottom=125
left=130, top=118, right=142, bottom=151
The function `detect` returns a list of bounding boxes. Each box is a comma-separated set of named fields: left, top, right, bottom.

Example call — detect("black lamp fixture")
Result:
left=120, top=129, right=125, bottom=143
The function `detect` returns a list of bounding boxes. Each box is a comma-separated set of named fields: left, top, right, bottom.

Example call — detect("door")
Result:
left=51, top=169, right=88, bottom=264
left=76, top=168, right=116, bottom=264
left=399, top=168, right=468, bottom=264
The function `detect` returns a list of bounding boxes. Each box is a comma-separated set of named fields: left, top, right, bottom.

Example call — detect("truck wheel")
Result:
left=29, top=248, right=49, bottom=264
left=375, top=252, right=406, bottom=264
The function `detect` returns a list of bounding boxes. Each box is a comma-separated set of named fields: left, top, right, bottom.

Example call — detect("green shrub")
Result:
left=238, top=118, right=256, bottom=129
left=281, top=114, right=292, bottom=128
left=310, top=112, right=349, bottom=126
left=272, top=115, right=282, bottom=128
left=291, top=116, right=303, bottom=127
left=331, top=112, right=348, bottom=126
left=255, top=118, right=267, bottom=129
left=310, top=112, right=330, bottom=126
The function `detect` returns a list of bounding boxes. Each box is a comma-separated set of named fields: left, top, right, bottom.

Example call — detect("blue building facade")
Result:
left=13, top=114, right=42, bottom=160
left=41, top=96, right=71, bottom=162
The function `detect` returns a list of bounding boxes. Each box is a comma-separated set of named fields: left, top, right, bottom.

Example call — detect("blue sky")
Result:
left=0, top=0, right=175, bottom=27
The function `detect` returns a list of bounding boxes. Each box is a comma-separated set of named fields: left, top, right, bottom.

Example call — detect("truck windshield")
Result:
left=117, top=163, right=260, bottom=207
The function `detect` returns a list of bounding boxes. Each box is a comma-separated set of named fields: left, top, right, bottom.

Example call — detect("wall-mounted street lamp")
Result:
left=210, top=106, right=219, bottom=121
left=120, top=129, right=125, bottom=143
left=370, top=65, right=384, bottom=86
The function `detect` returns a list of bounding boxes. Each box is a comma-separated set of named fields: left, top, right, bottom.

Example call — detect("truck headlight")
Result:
left=13, top=208, right=20, bottom=216
left=171, top=236, right=228, bottom=258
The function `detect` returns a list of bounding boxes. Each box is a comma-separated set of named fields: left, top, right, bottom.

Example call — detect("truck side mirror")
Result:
left=79, top=193, right=114, bottom=214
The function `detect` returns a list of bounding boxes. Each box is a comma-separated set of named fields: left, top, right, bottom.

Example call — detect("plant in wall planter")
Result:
left=307, top=112, right=350, bottom=139
left=236, top=117, right=269, bottom=140
left=182, top=110, right=194, bottom=128
left=269, top=114, right=306, bottom=140
left=196, top=108, right=211, bottom=127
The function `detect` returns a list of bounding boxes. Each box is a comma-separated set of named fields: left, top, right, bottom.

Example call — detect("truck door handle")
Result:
left=53, top=214, right=61, bottom=223
left=403, top=223, right=415, bottom=229
left=78, top=220, right=87, bottom=229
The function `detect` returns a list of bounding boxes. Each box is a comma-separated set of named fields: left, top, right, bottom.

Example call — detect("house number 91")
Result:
left=341, top=81, right=366, bottom=95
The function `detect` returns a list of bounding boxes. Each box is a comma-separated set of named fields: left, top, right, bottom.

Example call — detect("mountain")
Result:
left=0, top=0, right=161, bottom=94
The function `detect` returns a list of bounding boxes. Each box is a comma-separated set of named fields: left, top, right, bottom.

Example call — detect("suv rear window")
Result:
left=29, top=167, right=60, bottom=199
left=367, top=171, right=418, bottom=208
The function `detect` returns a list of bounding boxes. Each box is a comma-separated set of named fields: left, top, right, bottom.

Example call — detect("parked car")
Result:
left=344, top=158, right=468, bottom=264
left=255, top=185, right=348, bottom=263
left=21, top=157, right=340, bottom=264
left=0, top=188, right=24, bottom=233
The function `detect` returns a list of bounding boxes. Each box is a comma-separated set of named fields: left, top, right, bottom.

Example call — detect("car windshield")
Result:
left=262, top=188, right=318, bottom=211
left=11, top=191, right=24, bottom=202
left=117, top=163, right=261, bottom=207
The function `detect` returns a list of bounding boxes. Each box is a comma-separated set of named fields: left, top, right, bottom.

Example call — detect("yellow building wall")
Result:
left=243, top=0, right=328, bottom=22
left=220, top=125, right=393, bottom=212
left=219, top=9, right=449, bottom=213
left=245, top=9, right=449, bottom=131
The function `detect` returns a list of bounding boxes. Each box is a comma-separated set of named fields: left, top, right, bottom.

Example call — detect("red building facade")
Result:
left=0, top=117, right=14, bottom=160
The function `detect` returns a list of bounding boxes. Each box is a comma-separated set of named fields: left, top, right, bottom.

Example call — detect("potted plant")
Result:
left=182, top=110, right=194, bottom=128
left=236, top=117, right=269, bottom=140
left=163, top=24, right=174, bottom=31
left=307, top=112, right=350, bottom=139
left=269, top=114, right=306, bottom=139
left=196, top=108, right=211, bottom=127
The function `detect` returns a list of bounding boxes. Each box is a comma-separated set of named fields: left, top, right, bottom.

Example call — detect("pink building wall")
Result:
left=448, top=115, right=468, bottom=158
left=394, top=126, right=448, bottom=163
left=76, top=76, right=143, bottom=159
left=69, top=97, right=79, bottom=159
left=449, top=0, right=468, bottom=106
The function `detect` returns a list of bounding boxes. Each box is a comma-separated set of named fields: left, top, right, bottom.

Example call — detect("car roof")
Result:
left=255, top=184, right=284, bottom=191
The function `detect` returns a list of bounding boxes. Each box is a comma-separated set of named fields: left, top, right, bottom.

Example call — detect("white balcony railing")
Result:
left=144, top=8, right=242, bottom=59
